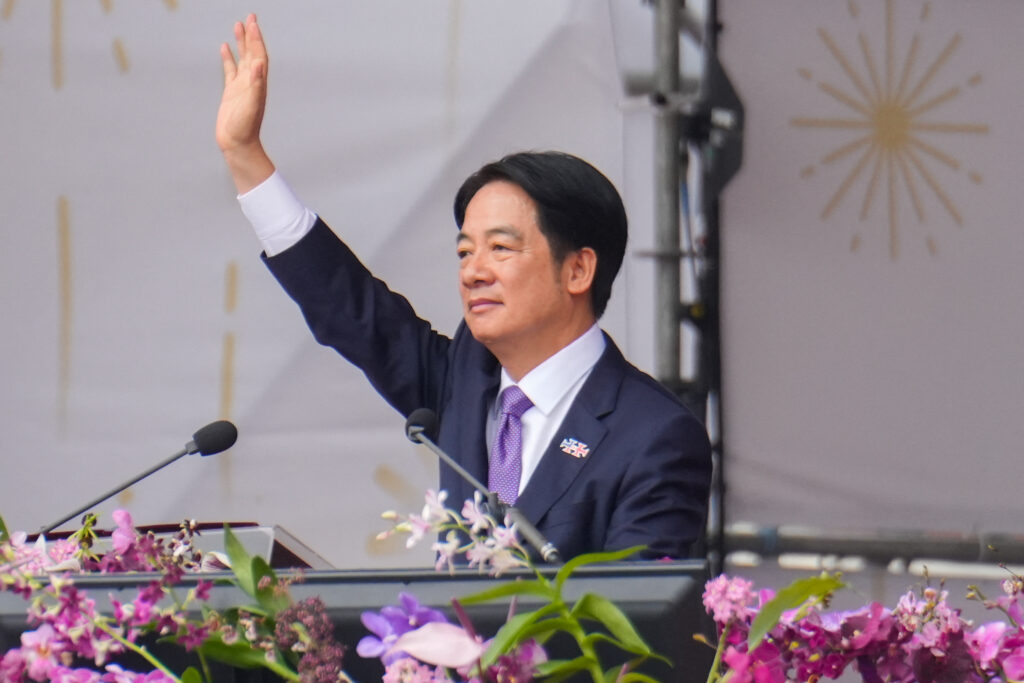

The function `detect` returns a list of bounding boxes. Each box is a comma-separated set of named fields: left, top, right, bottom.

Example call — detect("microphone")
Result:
left=186, top=420, right=238, bottom=456
left=404, top=409, right=560, bottom=563
left=406, top=407, right=440, bottom=442
left=39, top=420, right=238, bottom=535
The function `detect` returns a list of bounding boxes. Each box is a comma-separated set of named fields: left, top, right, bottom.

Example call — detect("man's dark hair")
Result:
left=453, top=151, right=628, bottom=319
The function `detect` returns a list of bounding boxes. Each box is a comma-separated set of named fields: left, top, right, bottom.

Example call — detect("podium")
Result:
left=140, top=522, right=335, bottom=570
left=2, top=526, right=716, bottom=682
left=25, top=521, right=334, bottom=570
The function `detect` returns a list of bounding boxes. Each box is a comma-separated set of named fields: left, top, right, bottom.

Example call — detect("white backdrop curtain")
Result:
left=0, top=0, right=668, bottom=568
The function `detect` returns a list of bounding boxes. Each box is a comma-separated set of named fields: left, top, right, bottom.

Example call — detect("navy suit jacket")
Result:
left=265, top=219, right=712, bottom=560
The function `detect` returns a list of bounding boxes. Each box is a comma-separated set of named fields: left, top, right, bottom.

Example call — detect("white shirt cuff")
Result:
left=237, top=171, right=317, bottom=256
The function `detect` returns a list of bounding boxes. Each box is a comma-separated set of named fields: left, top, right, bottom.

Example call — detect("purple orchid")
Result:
left=358, top=592, right=449, bottom=665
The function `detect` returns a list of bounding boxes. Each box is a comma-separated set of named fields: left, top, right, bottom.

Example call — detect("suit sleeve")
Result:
left=261, top=218, right=452, bottom=417
left=604, top=409, right=712, bottom=559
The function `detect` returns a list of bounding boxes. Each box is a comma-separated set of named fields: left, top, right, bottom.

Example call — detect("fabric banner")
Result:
left=0, top=1, right=658, bottom=567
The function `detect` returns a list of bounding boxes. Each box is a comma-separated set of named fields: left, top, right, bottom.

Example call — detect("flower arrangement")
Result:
left=0, top=509, right=345, bottom=682
left=701, top=571, right=1024, bottom=682
left=0, top=492, right=667, bottom=683
left=22, top=492, right=1024, bottom=683
left=358, top=490, right=668, bottom=682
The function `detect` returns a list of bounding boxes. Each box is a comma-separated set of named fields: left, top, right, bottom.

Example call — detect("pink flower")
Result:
left=194, top=579, right=213, bottom=601
left=842, top=602, right=893, bottom=651
left=100, top=663, right=177, bottom=682
left=483, top=639, right=547, bottom=682
left=966, top=621, right=1007, bottom=669
left=135, top=673, right=178, bottom=683
left=487, top=546, right=524, bottom=576
left=993, top=585, right=1024, bottom=626
left=461, top=495, right=493, bottom=535
left=721, top=644, right=786, bottom=683
left=21, top=623, right=63, bottom=681
left=382, top=657, right=450, bottom=683
left=431, top=531, right=461, bottom=574
left=465, top=542, right=495, bottom=570
left=0, top=647, right=27, bottom=681
left=110, top=510, right=136, bottom=556
left=177, top=622, right=210, bottom=651
left=48, top=666, right=102, bottom=682
left=1003, top=652, right=1024, bottom=679
left=7, top=531, right=81, bottom=573
left=490, top=524, right=519, bottom=552
left=422, top=490, right=450, bottom=525
left=703, top=574, right=757, bottom=625
left=47, top=539, right=82, bottom=570
left=401, top=514, right=433, bottom=549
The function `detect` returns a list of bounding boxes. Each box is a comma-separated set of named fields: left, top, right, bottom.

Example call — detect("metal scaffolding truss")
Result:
left=639, top=0, right=744, bottom=574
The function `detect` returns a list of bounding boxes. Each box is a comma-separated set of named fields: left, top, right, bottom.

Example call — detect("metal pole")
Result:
left=653, top=0, right=681, bottom=385
left=705, top=0, right=726, bottom=578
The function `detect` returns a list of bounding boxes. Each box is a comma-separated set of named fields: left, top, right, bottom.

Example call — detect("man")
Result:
left=218, top=14, right=711, bottom=560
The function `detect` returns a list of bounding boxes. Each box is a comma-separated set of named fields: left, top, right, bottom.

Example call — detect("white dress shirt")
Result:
left=238, top=171, right=317, bottom=256
left=487, top=324, right=605, bottom=496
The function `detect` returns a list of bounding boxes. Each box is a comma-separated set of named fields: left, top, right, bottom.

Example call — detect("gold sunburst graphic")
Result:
left=792, top=0, right=988, bottom=258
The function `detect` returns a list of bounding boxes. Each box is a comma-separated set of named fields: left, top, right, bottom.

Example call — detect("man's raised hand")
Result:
left=216, top=14, right=275, bottom=193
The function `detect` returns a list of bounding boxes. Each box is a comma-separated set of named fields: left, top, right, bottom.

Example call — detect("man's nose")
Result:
left=460, top=253, right=492, bottom=287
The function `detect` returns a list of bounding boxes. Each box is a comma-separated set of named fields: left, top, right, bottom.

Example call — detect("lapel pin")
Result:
left=559, top=437, right=590, bottom=459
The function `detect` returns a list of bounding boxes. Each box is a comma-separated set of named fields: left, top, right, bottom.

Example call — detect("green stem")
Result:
left=94, top=618, right=300, bottom=683
left=197, top=650, right=214, bottom=683
left=969, top=585, right=1022, bottom=629
left=572, top=623, right=607, bottom=682
left=532, top=565, right=606, bottom=682
left=552, top=601, right=605, bottom=683
left=705, top=622, right=731, bottom=683
left=258, top=653, right=302, bottom=681
left=93, top=619, right=182, bottom=682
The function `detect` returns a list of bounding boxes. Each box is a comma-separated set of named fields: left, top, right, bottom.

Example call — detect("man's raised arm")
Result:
left=217, top=14, right=276, bottom=194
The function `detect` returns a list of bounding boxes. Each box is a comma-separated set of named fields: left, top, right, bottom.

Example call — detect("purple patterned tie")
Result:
left=489, top=385, right=533, bottom=505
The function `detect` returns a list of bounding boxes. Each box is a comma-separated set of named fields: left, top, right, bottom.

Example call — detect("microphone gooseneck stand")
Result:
left=404, top=408, right=560, bottom=564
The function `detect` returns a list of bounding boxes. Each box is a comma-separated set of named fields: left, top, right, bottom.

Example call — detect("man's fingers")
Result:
left=244, top=14, right=267, bottom=66
left=220, top=43, right=237, bottom=84
left=220, top=16, right=266, bottom=92
left=250, top=59, right=266, bottom=84
left=233, top=20, right=246, bottom=58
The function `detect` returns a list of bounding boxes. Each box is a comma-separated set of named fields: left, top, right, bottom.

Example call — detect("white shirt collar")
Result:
left=498, top=323, right=606, bottom=415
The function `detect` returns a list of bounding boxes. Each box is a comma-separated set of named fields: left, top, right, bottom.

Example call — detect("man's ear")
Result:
left=565, top=247, right=597, bottom=296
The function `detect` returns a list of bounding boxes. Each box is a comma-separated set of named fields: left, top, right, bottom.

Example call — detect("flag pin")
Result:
left=559, top=437, right=589, bottom=458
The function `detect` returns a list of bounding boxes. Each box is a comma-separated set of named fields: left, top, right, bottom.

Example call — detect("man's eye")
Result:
left=456, top=249, right=470, bottom=259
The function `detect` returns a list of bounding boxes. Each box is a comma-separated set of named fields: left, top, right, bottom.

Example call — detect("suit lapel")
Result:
left=448, top=336, right=500, bottom=501
left=456, top=382, right=497, bottom=494
left=516, top=336, right=625, bottom=524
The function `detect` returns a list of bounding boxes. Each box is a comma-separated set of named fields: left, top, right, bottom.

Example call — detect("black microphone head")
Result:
left=190, top=420, right=238, bottom=456
left=405, top=408, right=439, bottom=443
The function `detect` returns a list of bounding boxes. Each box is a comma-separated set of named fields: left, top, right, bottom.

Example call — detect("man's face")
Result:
left=457, top=181, right=579, bottom=365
